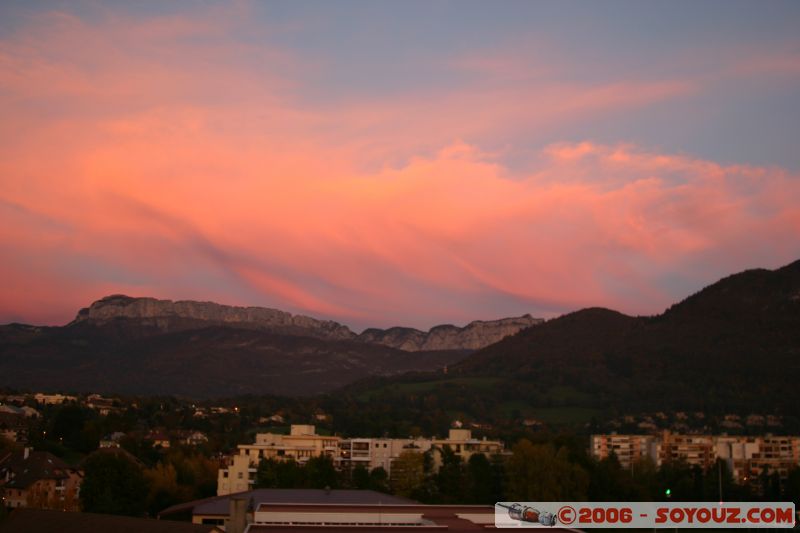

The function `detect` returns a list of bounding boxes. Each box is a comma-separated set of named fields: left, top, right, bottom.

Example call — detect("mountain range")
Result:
left=70, top=294, right=543, bottom=351
left=0, top=296, right=539, bottom=396
left=1, top=259, right=798, bottom=410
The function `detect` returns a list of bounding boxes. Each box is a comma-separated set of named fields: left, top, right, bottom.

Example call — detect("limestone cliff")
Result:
left=71, top=295, right=357, bottom=340
left=71, top=295, right=542, bottom=351
left=357, top=315, right=543, bottom=351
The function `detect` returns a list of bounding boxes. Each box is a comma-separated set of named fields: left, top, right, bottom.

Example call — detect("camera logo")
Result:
left=498, top=502, right=558, bottom=526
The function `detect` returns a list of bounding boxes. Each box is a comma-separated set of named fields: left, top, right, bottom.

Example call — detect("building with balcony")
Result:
left=217, top=427, right=505, bottom=496
left=590, top=434, right=658, bottom=469
left=658, top=431, right=716, bottom=469
left=217, top=425, right=340, bottom=495
left=433, top=429, right=504, bottom=463
left=337, top=437, right=433, bottom=475
left=716, top=435, right=800, bottom=484
left=591, top=432, right=800, bottom=488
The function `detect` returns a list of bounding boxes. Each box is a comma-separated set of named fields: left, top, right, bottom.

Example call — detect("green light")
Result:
left=665, top=489, right=671, bottom=496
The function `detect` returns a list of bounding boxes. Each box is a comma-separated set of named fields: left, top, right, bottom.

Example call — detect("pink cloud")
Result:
left=1, top=8, right=798, bottom=328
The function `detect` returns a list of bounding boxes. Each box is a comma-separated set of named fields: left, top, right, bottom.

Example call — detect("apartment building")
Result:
left=591, top=432, right=800, bottom=486
left=32, top=394, right=76, bottom=406
left=659, top=432, right=717, bottom=469
left=217, top=454, right=252, bottom=496
left=337, top=429, right=504, bottom=474
left=433, top=429, right=504, bottom=462
left=337, top=437, right=436, bottom=474
left=217, top=425, right=340, bottom=495
left=217, top=426, right=505, bottom=496
left=590, top=434, right=658, bottom=469
left=716, top=435, right=800, bottom=483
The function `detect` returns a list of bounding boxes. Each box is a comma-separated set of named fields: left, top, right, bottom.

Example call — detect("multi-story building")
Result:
left=433, top=428, right=505, bottom=463
left=658, top=431, right=716, bottom=470
left=591, top=432, right=800, bottom=487
left=217, top=425, right=340, bottom=495
left=32, top=394, right=76, bottom=406
left=217, top=426, right=505, bottom=496
left=0, top=448, right=82, bottom=511
left=332, top=429, right=504, bottom=476
left=716, top=435, right=800, bottom=484
left=239, top=425, right=340, bottom=465
left=337, top=437, right=433, bottom=474
left=217, top=454, right=253, bottom=496
left=590, top=434, right=658, bottom=469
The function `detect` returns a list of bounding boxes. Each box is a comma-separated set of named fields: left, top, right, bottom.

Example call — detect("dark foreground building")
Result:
left=0, top=508, right=221, bottom=532
left=158, top=489, right=496, bottom=532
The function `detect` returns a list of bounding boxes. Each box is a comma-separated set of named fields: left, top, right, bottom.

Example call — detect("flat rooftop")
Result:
left=159, top=489, right=417, bottom=518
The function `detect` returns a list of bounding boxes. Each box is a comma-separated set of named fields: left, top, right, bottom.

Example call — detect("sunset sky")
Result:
left=1, top=1, right=799, bottom=329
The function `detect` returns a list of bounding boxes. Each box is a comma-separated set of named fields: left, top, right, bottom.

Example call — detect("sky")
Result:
left=1, top=1, right=799, bottom=330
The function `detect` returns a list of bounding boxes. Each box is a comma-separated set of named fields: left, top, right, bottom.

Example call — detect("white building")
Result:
left=216, top=426, right=505, bottom=496
left=217, top=425, right=339, bottom=495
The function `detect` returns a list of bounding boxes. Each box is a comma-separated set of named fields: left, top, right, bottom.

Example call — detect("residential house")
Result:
left=0, top=448, right=82, bottom=511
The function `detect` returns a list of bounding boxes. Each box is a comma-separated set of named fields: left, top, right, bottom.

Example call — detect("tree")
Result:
left=80, top=452, right=147, bottom=516
left=351, top=464, right=370, bottom=489
left=629, top=457, right=659, bottom=500
left=589, top=453, right=635, bottom=500
left=256, top=458, right=280, bottom=488
left=369, top=467, right=390, bottom=493
left=256, top=458, right=307, bottom=488
left=51, top=405, right=98, bottom=452
left=435, top=446, right=466, bottom=503
left=506, top=439, right=589, bottom=501
left=172, top=451, right=218, bottom=499
left=489, top=453, right=507, bottom=503
left=784, top=467, right=800, bottom=506
left=655, top=460, right=696, bottom=501
left=390, top=451, right=425, bottom=497
left=761, top=468, right=782, bottom=501
left=276, top=459, right=306, bottom=488
left=466, top=453, right=495, bottom=504
left=305, top=455, right=338, bottom=489
left=144, top=463, right=179, bottom=516
left=701, top=459, right=735, bottom=502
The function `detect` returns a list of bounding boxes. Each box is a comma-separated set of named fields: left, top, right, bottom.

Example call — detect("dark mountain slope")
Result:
left=337, top=260, right=800, bottom=429
left=0, top=321, right=465, bottom=397
left=452, top=260, right=800, bottom=411
left=0, top=297, right=540, bottom=397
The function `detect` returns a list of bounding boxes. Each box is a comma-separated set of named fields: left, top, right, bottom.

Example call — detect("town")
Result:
left=2, top=1, right=799, bottom=530
left=2, top=390, right=799, bottom=527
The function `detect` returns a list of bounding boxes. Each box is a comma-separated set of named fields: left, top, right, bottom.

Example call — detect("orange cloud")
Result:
left=1, top=8, right=798, bottom=328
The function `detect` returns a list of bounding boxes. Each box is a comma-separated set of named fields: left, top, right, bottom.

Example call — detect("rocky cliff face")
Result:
left=71, top=295, right=542, bottom=351
left=357, top=315, right=543, bottom=351
left=72, top=295, right=357, bottom=340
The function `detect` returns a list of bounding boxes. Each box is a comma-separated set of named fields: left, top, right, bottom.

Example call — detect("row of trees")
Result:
left=79, top=448, right=218, bottom=517
left=253, top=439, right=800, bottom=506
left=9, top=434, right=798, bottom=520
